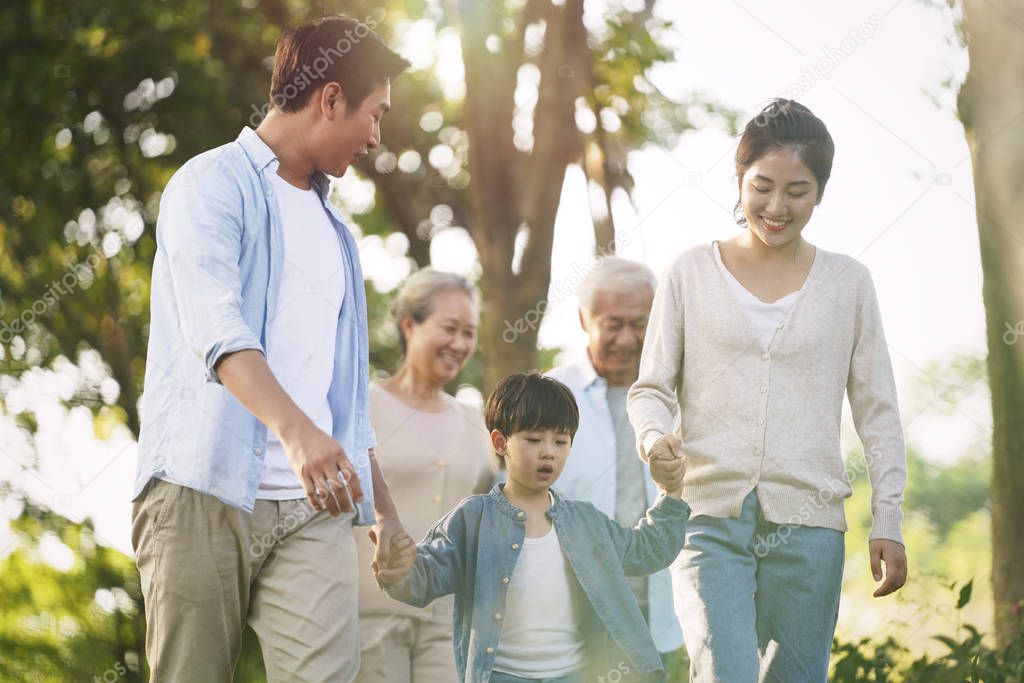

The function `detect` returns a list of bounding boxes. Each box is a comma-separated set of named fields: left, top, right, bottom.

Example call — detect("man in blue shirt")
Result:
left=547, top=257, right=685, bottom=661
left=131, top=15, right=410, bottom=681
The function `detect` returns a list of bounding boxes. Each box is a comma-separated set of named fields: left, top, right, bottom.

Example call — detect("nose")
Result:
left=368, top=121, right=381, bottom=149
left=766, top=190, right=787, bottom=216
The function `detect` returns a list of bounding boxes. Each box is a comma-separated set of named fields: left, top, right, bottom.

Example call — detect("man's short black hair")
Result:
left=270, top=14, right=410, bottom=114
left=485, top=372, right=580, bottom=440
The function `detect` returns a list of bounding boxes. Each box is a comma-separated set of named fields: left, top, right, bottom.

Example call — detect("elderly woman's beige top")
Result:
left=357, top=381, right=495, bottom=620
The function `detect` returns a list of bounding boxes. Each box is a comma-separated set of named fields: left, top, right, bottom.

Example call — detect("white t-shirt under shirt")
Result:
left=492, top=524, right=587, bottom=678
left=712, top=241, right=798, bottom=351
left=257, top=172, right=346, bottom=500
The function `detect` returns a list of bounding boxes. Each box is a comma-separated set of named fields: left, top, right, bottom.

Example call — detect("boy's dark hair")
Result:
left=270, top=15, right=410, bottom=114
left=733, top=98, right=835, bottom=225
left=485, top=373, right=580, bottom=444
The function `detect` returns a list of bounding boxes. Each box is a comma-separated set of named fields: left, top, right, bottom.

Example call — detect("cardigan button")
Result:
left=486, top=646, right=494, bottom=654
left=516, top=511, right=525, bottom=519
left=494, top=612, right=503, bottom=620
left=512, top=543, right=520, bottom=550
left=501, top=577, right=510, bottom=584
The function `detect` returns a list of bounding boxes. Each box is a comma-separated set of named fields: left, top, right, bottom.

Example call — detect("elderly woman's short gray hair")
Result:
left=578, top=257, right=657, bottom=311
left=392, top=267, right=479, bottom=355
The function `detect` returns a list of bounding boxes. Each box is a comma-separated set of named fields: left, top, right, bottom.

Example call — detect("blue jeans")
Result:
left=490, top=672, right=585, bottom=683
left=672, top=491, right=844, bottom=682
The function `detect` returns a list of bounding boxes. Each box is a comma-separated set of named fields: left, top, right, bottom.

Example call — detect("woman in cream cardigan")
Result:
left=356, top=268, right=495, bottom=683
left=628, top=99, right=909, bottom=683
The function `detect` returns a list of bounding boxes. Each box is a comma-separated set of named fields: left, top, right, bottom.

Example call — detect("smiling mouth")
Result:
left=760, top=215, right=790, bottom=232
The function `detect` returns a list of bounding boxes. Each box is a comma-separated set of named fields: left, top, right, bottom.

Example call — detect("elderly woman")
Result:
left=356, top=268, right=495, bottom=683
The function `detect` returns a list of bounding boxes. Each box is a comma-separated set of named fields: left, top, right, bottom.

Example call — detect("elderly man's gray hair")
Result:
left=578, top=257, right=657, bottom=311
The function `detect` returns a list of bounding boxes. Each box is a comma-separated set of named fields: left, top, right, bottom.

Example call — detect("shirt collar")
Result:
left=579, top=349, right=606, bottom=390
left=236, top=126, right=332, bottom=198
left=487, top=484, right=566, bottom=520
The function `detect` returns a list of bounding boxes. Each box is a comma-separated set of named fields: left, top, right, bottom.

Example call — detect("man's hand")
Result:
left=869, top=538, right=908, bottom=597
left=648, top=434, right=685, bottom=495
left=279, top=418, right=365, bottom=516
left=370, top=527, right=416, bottom=588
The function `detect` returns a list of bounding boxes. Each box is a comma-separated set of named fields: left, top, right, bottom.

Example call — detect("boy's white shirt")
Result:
left=491, top=524, right=587, bottom=677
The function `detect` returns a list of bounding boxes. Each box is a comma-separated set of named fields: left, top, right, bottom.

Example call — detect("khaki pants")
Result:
left=132, top=479, right=359, bottom=682
left=356, top=615, right=457, bottom=683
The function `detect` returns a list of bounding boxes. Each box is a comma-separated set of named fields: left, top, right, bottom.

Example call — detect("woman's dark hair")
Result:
left=270, top=15, right=410, bottom=114
left=485, top=373, right=580, bottom=445
left=733, top=98, right=835, bottom=226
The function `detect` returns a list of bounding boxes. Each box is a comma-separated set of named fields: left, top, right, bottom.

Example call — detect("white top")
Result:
left=546, top=356, right=682, bottom=653
left=628, top=243, right=906, bottom=543
left=257, top=173, right=346, bottom=499
left=492, top=525, right=586, bottom=678
left=712, top=241, right=799, bottom=351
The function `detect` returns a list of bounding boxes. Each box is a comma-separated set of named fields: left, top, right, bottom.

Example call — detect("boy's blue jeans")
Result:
left=672, top=491, right=844, bottom=682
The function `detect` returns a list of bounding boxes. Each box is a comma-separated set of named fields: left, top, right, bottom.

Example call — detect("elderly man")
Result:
left=547, top=256, right=683, bottom=659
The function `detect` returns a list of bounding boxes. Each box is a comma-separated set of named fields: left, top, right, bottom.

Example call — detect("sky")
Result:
left=0, top=0, right=992, bottom=572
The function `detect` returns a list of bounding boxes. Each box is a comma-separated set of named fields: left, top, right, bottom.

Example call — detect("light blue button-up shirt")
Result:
left=547, top=355, right=683, bottom=653
left=133, top=127, right=375, bottom=518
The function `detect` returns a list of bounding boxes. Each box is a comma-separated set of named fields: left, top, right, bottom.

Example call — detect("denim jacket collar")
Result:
left=487, top=484, right=569, bottom=521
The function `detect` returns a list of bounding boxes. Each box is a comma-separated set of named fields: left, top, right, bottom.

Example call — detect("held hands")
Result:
left=869, top=538, right=908, bottom=597
left=369, top=524, right=416, bottom=588
left=647, top=434, right=686, bottom=499
left=280, top=418, right=365, bottom=516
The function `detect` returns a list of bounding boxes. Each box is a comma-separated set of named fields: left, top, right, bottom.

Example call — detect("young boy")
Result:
left=373, top=372, right=688, bottom=683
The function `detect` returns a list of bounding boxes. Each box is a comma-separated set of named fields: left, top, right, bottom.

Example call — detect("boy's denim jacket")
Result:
left=385, top=484, right=690, bottom=683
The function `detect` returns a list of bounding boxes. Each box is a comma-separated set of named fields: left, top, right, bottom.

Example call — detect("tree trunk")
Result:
left=959, top=0, right=1024, bottom=648
left=458, top=0, right=586, bottom=391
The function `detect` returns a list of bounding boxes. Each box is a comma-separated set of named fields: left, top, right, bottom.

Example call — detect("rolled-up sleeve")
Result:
left=157, top=163, right=264, bottom=384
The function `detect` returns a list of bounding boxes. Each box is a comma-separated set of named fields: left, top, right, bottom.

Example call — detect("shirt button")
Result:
left=511, top=543, right=520, bottom=550
left=253, top=447, right=263, bottom=456
left=501, top=577, right=510, bottom=584
left=758, top=417, right=766, bottom=426
left=436, top=458, right=446, bottom=467
left=486, top=647, right=494, bottom=654
left=760, top=385, right=768, bottom=394
left=494, top=613, right=502, bottom=620
left=753, top=447, right=761, bottom=455
left=516, top=511, right=525, bottom=519
left=761, top=352, right=770, bottom=360
left=433, top=495, right=442, bottom=503
left=749, top=477, right=758, bottom=485
left=777, top=322, right=785, bottom=330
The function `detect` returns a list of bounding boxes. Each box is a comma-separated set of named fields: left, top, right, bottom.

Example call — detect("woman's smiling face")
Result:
left=739, top=146, right=821, bottom=249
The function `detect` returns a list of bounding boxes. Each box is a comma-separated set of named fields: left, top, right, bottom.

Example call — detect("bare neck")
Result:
left=255, top=111, right=317, bottom=189
left=382, top=364, right=448, bottom=409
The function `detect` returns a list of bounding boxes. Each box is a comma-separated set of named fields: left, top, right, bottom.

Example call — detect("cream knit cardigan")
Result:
left=628, top=243, right=906, bottom=543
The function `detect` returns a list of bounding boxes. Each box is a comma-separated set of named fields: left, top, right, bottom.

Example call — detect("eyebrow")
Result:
left=753, top=175, right=812, bottom=186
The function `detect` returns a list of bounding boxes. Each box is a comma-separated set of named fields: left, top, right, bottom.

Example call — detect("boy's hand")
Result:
left=869, top=539, right=908, bottom=597
left=370, top=529, right=416, bottom=588
left=648, top=435, right=685, bottom=495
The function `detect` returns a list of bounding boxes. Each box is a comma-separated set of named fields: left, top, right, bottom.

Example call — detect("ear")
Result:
left=578, top=307, right=589, bottom=333
left=490, top=429, right=508, bottom=459
left=319, top=82, right=348, bottom=120
left=400, top=314, right=416, bottom=346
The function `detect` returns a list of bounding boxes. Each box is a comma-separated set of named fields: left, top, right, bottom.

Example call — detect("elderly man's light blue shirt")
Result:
left=547, top=355, right=683, bottom=653
left=133, top=127, right=375, bottom=517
